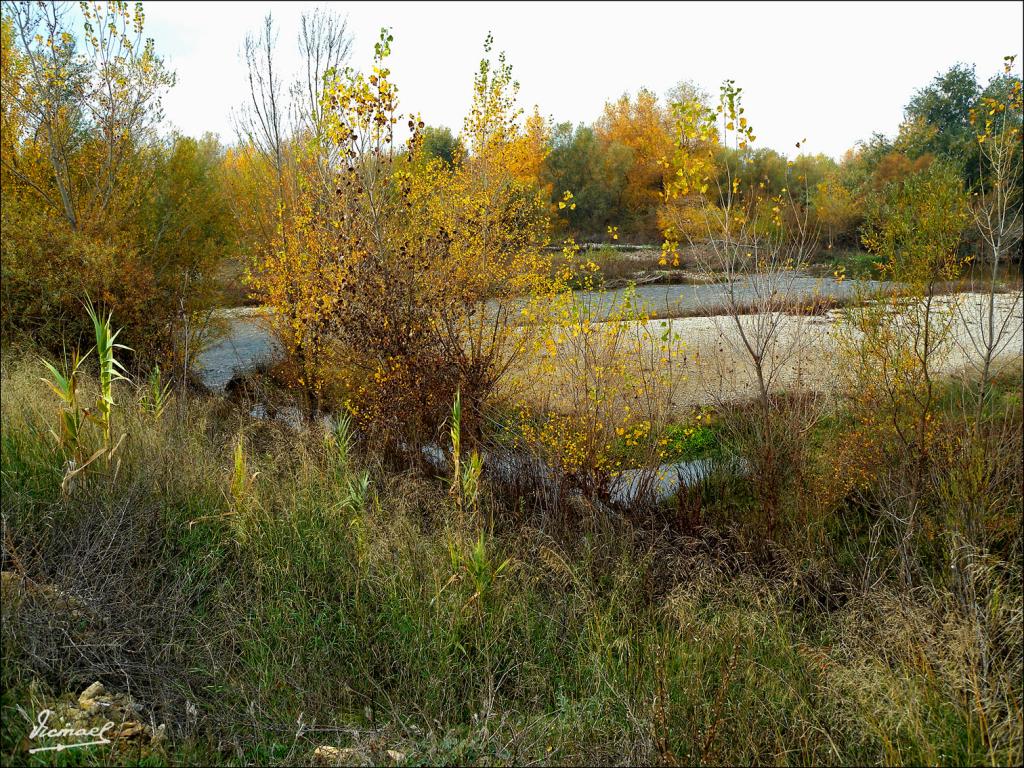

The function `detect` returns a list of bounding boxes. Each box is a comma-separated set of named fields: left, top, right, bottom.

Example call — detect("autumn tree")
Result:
left=293, top=7, right=352, bottom=141
left=661, top=79, right=821, bottom=538
left=837, top=163, right=970, bottom=580
left=410, top=33, right=552, bottom=442
left=506, top=106, right=551, bottom=190
left=144, top=132, right=238, bottom=371
left=231, top=9, right=352, bottom=274
left=664, top=78, right=710, bottom=111
left=249, top=30, right=551, bottom=449
left=957, top=55, right=1023, bottom=423
left=2, top=1, right=174, bottom=233
left=594, top=88, right=672, bottom=240
left=812, top=173, right=861, bottom=249
left=248, top=28, right=416, bottom=418
left=237, top=14, right=287, bottom=195
left=849, top=167, right=969, bottom=475
left=0, top=1, right=230, bottom=369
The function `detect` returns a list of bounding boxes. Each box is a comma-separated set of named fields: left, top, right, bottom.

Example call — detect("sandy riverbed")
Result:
left=198, top=291, right=1022, bottom=410
left=623, top=291, right=1023, bottom=406
left=512, top=291, right=1023, bottom=413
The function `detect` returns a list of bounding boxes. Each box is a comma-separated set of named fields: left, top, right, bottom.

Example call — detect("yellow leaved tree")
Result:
left=248, top=30, right=553, bottom=453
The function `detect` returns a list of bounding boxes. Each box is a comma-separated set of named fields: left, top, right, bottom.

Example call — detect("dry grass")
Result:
left=1, top=356, right=1021, bottom=766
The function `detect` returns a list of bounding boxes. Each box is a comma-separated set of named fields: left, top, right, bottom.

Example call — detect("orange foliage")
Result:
left=872, top=152, right=933, bottom=189
left=595, top=89, right=673, bottom=235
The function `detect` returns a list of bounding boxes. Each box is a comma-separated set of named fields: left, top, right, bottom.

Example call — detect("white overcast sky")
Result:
left=141, top=0, right=1024, bottom=159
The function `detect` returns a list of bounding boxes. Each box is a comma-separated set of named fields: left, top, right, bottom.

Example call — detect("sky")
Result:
left=141, top=0, right=1024, bottom=159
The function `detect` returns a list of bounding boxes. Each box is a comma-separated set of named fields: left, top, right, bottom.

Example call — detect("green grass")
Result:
left=605, top=420, right=722, bottom=469
left=662, top=422, right=720, bottom=461
left=1, top=359, right=1021, bottom=766
left=820, top=248, right=885, bottom=278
